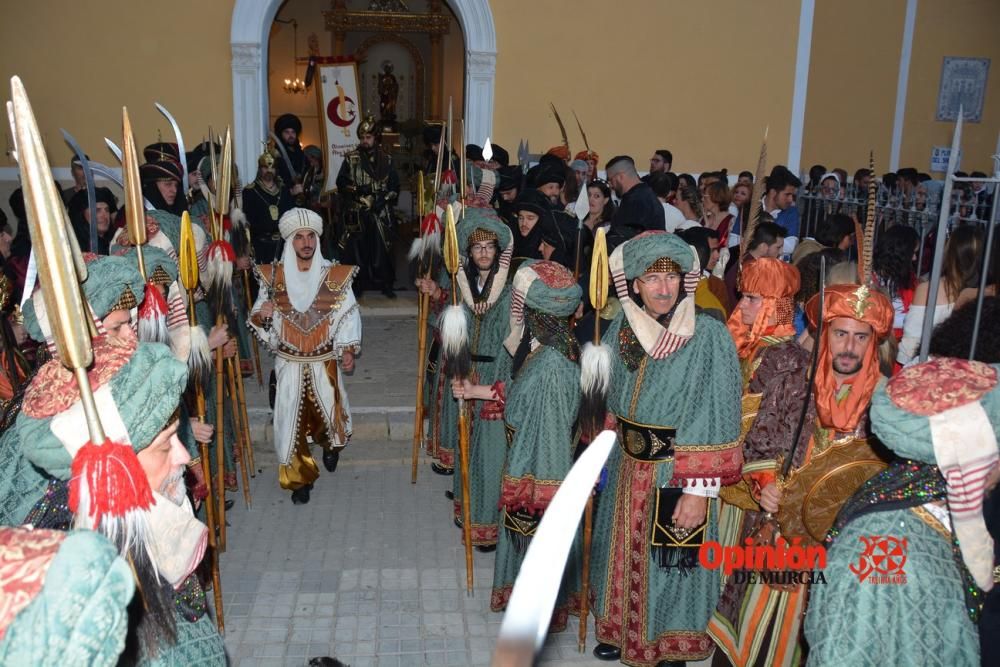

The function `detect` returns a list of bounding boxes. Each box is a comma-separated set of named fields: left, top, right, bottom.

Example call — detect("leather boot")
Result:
left=593, top=643, right=621, bottom=661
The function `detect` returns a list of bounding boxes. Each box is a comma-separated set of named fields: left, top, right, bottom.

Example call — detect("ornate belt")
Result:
left=616, top=415, right=676, bottom=462
left=504, top=422, right=516, bottom=448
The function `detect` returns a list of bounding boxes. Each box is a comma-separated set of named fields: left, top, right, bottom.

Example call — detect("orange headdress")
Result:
left=726, top=258, right=800, bottom=360
left=805, top=283, right=894, bottom=432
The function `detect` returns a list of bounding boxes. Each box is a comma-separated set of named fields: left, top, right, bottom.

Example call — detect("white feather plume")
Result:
left=580, top=341, right=612, bottom=396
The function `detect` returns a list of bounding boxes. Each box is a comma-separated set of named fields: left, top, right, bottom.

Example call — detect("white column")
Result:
left=890, top=0, right=918, bottom=172
left=232, top=43, right=265, bottom=182
left=465, top=50, right=496, bottom=146
left=787, top=0, right=815, bottom=175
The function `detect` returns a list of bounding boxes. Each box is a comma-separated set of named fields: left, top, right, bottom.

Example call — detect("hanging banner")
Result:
left=316, top=60, right=360, bottom=193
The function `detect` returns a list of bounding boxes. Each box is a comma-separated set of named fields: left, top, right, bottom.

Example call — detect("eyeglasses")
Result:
left=470, top=243, right=496, bottom=254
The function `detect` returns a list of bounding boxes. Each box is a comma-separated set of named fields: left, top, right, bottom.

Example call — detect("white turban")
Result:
left=278, top=207, right=324, bottom=240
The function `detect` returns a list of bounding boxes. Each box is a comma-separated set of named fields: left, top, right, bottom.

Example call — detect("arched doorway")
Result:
left=230, top=0, right=495, bottom=180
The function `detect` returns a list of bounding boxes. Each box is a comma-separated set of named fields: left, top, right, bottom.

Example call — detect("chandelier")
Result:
left=281, top=19, right=308, bottom=95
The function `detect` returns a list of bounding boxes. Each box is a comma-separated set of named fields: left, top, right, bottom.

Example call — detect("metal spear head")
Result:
left=443, top=202, right=459, bottom=277
left=122, top=108, right=147, bottom=280
left=9, top=76, right=104, bottom=440
left=217, top=126, right=233, bottom=217
left=573, top=180, right=589, bottom=224
left=589, top=227, right=609, bottom=313
left=179, top=211, right=200, bottom=292
left=482, top=137, right=493, bottom=163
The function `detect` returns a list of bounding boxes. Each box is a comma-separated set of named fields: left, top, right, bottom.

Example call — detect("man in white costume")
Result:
left=250, top=208, right=361, bottom=504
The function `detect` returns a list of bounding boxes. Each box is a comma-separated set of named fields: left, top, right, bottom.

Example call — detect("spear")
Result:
left=180, top=210, right=225, bottom=633
left=411, top=170, right=429, bottom=484
left=443, top=203, right=474, bottom=592
left=578, top=226, right=609, bottom=652
left=10, top=75, right=153, bottom=548
left=739, top=127, right=769, bottom=271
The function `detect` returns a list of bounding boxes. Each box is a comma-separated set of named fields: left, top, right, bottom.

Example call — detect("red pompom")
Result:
left=221, top=215, right=232, bottom=233
left=207, top=240, right=236, bottom=262
left=420, top=213, right=441, bottom=236
left=442, top=169, right=457, bottom=185
left=69, top=439, right=154, bottom=525
left=138, top=282, right=168, bottom=320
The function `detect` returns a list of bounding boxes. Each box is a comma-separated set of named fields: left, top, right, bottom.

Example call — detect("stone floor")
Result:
left=217, top=293, right=704, bottom=667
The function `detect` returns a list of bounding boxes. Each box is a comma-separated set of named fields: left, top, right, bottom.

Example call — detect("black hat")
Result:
left=68, top=187, right=118, bottom=219
left=140, top=159, right=182, bottom=185
left=497, top=165, right=521, bottom=192
left=539, top=210, right=576, bottom=252
left=423, top=124, right=443, bottom=146
left=465, top=144, right=484, bottom=161
left=491, top=144, right=509, bottom=167
left=513, top=189, right=550, bottom=217
left=274, top=113, right=302, bottom=136
left=143, top=142, right=179, bottom=164
left=534, top=163, right=565, bottom=188
left=185, top=140, right=219, bottom=174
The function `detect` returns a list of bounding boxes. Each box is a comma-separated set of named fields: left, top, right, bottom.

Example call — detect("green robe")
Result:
left=195, top=299, right=238, bottom=492
left=590, top=311, right=742, bottom=666
left=0, top=530, right=134, bottom=666
left=0, top=427, right=51, bottom=525
left=452, top=284, right=513, bottom=545
left=490, top=345, right=581, bottom=631
left=428, top=270, right=457, bottom=471
left=804, top=506, right=979, bottom=666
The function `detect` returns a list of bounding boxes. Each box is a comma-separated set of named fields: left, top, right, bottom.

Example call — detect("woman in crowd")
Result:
left=582, top=179, right=616, bottom=232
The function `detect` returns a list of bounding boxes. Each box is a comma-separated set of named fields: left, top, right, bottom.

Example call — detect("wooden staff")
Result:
left=225, top=356, right=252, bottom=509
left=579, top=227, right=608, bottom=651
left=180, top=211, right=225, bottom=631
left=411, top=170, right=429, bottom=484
left=233, top=346, right=257, bottom=475
left=443, top=204, right=474, bottom=592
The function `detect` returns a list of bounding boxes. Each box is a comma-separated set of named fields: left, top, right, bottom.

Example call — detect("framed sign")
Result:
left=316, top=60, right=361, bottom=192
left=936, top=57, right=990, bottom=122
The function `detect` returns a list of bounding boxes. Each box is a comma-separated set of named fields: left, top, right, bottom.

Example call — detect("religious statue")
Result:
left=377, top=61, right=399, bottom=130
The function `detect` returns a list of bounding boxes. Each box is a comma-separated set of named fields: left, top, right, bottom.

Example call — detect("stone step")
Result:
left=246, top=405, right=419, bottom=443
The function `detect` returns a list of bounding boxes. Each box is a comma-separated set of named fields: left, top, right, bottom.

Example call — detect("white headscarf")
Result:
left=278, top=208, right=327, bottom=312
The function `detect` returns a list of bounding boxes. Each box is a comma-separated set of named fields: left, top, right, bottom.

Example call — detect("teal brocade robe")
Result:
left=452, top=284, right=513, bottom=545
left=804, top=506, right=980, bottom=666
left=590, top=311, right=742, bottom=666
left=491, top=345, right=582, bottom=630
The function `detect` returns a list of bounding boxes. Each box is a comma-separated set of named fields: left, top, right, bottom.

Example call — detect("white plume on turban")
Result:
left=279, top=207, right=324, bottom=240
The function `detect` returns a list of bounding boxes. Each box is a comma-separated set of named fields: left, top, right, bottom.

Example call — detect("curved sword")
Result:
left=89, top=161, right=154, bottom=210
left=155, top=102, right=189, bottom=200
left=104, top=137, right=123, bottom=163
left=60, top=129, right=98, bottom=253
left=494, top=430, right=617, bottom=661
left=268, top=131, right=299, bottom=182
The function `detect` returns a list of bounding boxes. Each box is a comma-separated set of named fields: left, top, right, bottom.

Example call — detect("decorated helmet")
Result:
left=357, top=114, right=378, bottom=139
left=258, top=141, right=277, bottom=169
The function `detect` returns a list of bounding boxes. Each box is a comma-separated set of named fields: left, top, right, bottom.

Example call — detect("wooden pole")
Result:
left=458, top=399, right=473, bottom=593
left=226, top=357, right=252, bottom=509
left=215, top=315, right=227, bottom=552
left=411, top=290, right=429, bottom=484
left=233, top=354, right=257, bottom=476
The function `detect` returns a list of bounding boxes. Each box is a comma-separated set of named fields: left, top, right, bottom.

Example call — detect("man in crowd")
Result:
left=336, top=115, right=400, bottom=298
left=273, top=113, right=307, bottom=200
left=606, top=155, right=665, bottom=248
left=243, top=144, right=295, bottom=264
left=724, top=221, right=787, bottom=306
left=590, top=231, right=742, bottom=667
left=250, top=208, right=361, bottom=505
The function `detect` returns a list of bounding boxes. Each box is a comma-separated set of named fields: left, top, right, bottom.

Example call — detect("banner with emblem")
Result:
left=316, top=59, right=361, bottom=193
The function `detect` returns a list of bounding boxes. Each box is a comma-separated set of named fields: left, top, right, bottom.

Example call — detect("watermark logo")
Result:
left=699, top=537, right=828, bottom=584
left=850, top=535, right=908, bottom=584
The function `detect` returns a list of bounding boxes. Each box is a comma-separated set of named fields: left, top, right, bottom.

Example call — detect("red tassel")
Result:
left=420, top=213, right=441, bottom=236
left=138, top=282, right=168, bottom=321
left=221, top=214, right=232, bottom=233
left=207, top=240, right=236, bottom=262
left=442, top=169, right=457, bottom=185
left=69, top=439, right=154, bottom=524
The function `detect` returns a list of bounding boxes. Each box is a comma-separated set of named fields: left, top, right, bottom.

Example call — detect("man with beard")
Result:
left=244, top=145, right=295, bottom=263
left=605, top=155, right=665, bottom=249
left=273, top=113, right=306, bottom=199
left=14, top=339, right=225, bottom=665
left=495, top=165, right=521, bottom=228
left=710, top=281, right=893, bottom=666
left=534, top=163, right=565, bottom=208
left=336, top=115, right=400, bottom=297
left=67, top=186, right=117, bottom=254
left=250, top=208, right=361, bottom=505
left=590, top=231, right=741, bottom=667
left=140, top=143, right=187, bottom=216
left=418, top=207, right=514, bottom=546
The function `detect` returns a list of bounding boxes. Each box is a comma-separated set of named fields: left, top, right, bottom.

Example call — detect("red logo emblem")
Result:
left=850, top=535, right=908, bottom=584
